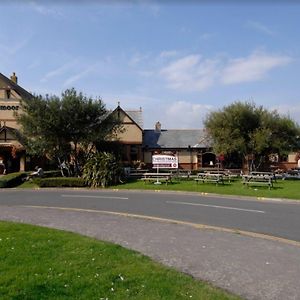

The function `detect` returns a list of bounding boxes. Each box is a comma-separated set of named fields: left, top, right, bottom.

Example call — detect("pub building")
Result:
left=0, top=72, right=215, bottom=174
left=0, top=72, right=33, bottom=174
left=4, top=71, right=297, bottom=174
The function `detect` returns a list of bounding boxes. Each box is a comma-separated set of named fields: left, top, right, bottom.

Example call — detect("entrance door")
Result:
left=0, top=148, right=20, bottom=174
left=202, top=152, right=216, bottom=168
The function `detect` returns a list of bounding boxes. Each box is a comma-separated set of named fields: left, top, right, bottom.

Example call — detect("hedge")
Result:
left=33, top=177, right=87, bottom=188
left=0, top=172, right=27, bottom=188
left=42, top=170, right=62, bottom=178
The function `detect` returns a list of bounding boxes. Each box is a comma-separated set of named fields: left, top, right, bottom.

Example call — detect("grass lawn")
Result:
left=17, top=176, right=300, bottom=200
left=114, top=178, right=300, bottom=200
left=18, top=180, right=40, bottom=189
left=0, top=221, right=241, bottom=300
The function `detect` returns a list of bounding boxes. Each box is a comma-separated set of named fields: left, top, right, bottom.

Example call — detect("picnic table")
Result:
left=194, top=172, right=224, bottom=185
left=172, top=170, right=199, bottom=180
left=250, top=171, right=275, bottom=178
left=194, top=169, right=239, bottom=185
left=140, top=172, right=173, bottom=185
left=207, top=170, right=239, bottom=182
left=250, top=171, right=273, bottom=176
left=242, top=174, right=274, bottom=189
left=128, top=168, right=149, bottom=178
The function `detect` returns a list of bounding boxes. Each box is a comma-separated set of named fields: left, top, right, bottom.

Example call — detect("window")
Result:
left=130, top=145, right=138, bottom=161
left=6, top=89, right=11, bottom=99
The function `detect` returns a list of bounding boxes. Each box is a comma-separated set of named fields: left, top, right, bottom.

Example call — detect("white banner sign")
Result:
left=152, top=154, right=178, bottom=169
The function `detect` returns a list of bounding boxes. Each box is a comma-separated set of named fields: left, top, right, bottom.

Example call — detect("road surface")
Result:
left=0, top=189, right=299, bottom=241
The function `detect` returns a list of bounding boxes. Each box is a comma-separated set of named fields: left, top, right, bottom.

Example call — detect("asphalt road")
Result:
left=1, top=189, right=300, bottom=242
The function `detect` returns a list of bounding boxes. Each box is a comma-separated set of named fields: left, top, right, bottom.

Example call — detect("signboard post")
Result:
left=152, top=154, right=178, bottom=184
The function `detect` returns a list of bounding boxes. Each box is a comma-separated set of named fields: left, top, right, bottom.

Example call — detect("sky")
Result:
left=1, top=0, right=300, bottom=129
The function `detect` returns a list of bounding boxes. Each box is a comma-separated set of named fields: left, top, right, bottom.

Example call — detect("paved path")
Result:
left=1, top=204, right=300, bottom=300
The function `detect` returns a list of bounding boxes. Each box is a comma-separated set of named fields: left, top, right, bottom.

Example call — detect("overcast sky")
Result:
left=1, top=1, right=300, bottom=129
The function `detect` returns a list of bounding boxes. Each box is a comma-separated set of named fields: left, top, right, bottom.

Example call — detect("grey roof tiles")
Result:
left=143, top=129, right=211, bottom=149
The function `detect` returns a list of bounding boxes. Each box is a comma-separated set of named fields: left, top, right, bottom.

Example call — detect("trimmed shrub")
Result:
left=0, top=172, right=27, bottom=188
left=43, top=170, right=62, bottom=178
left=34, top=177, right=86, bottom=188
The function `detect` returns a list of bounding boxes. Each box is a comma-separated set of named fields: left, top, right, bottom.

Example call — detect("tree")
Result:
left=204, top=101, right=300, bottom=171
left=17, top=88, right=121, bottom=175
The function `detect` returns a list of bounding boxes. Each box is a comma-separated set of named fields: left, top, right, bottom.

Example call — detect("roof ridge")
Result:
left=144, top=128, right=203, bottom=131
left=0, top=72, right=33, bottom=99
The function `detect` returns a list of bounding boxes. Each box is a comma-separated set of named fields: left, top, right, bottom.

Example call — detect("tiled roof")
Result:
left=143, top=129, right=211, bottom=149
left=103, top=106, right=144, bottom=129
left=0, top=126, right=25, bottom=146
left=126, top=110, right=143, bottom=129
left=0, top=73, right=33, bottom=99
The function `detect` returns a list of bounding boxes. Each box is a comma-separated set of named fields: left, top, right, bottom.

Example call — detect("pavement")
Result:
left=1, top=204, right=300, bottom=300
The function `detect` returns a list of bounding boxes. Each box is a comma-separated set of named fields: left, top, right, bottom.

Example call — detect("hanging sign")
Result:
left=152, top=154, right=178, bottom=169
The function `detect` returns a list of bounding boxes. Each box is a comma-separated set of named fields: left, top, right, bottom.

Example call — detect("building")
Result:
left=111, top=107, right=214, bottom=170
left=143, top=122, right=213, bottom=170
left=110, top=104, right=144, bottom=165
left=1, top=71, right=298, bottom=173
left=0, top=72, right=33, bottom=174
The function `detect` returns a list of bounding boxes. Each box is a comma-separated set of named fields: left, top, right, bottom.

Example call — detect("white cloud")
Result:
left=0, top=38, right=30, bottom=56
left=199, top=33, right=214, bottom=40
left=63, top=65, right=97, bottom=87
left=100, top=93, right=212, bottom=129
left=147, top=3, right=161, bottom=17
left=179, top=27, right=191, bottom=34
left=159, top=50, right=178, bottom=58
left=102, top=93, right=157, bottom=110
left=271, top=104, right=300, bottom=125
left=138, top=70, right=154, bottom=77
left=41, top=61, right=77, bottom=83
left=160, top=55, right=219, bottom=92
left=129, top=53, right=149, bottom=66
left=27, top=59, right=41, bottom=70
left=221, top=52, right=292, bottom=85
left=29, top=1, right=63, bottom=18
left=163, top=101, right=213, bottom=129
left=246, top=21, right=275, bottom=36
left=146, top=50, right=293, bottom=93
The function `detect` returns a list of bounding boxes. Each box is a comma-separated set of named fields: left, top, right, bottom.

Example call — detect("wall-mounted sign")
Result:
left=152, top=154, right=178, bottom=169
left=0, top=105, right=19, bottom=111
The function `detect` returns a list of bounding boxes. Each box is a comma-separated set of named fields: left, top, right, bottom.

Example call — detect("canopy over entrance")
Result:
left=0, top=126, right=25, bottom=173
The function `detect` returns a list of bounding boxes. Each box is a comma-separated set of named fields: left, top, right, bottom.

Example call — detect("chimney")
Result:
left=10, top=72, right=18, bottom=84
left=155, top=121, right=161, bottom=133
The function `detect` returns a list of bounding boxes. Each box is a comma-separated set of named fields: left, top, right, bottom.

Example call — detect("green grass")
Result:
left=17, top=180, right=40, bottom=189
left=0, top=221, right=241, bottom=300
left=114, top=178, right=300, bottom=200
left=16, top=176, right=300, bottom=200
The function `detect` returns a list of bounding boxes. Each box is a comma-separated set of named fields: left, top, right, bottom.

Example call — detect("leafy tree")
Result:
left=82, top=152, right=123, bottom=187
left=204, top=101, right=300, bottom=171
left=17, top=88, right=121, bottom=175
